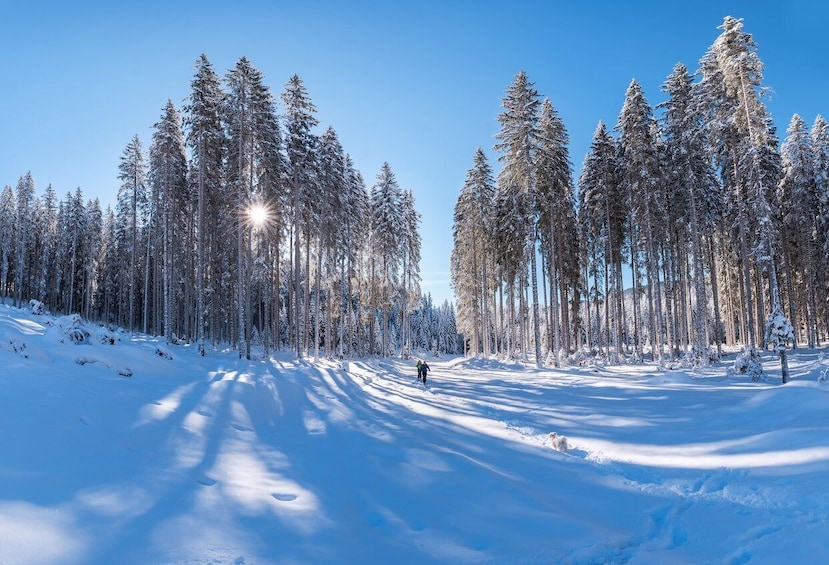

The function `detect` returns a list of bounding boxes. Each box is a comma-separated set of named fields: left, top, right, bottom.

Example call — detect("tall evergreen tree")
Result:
left=369, top=163, right=404, bottom=356
left=183, top=54, right=225, bottom=354
left=494, top=70, right=542, bottom=365
left=616, top=80, right=666, bottom=362
left=535, top=98, right=577, bottom=364
left=14, top=172, right=35, bottom=308
left=116, top=135, right=147, bottom=332
left=281, top=74, right=319, bottom=358
left=660, top=62, right=724, bottom=362
left=149, top=100, right=188, bottom=343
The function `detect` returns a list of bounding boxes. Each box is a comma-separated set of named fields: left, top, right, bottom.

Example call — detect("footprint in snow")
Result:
left=272, top=493, right=297, bottom=502
left=197, top=476, right=217, bottom=486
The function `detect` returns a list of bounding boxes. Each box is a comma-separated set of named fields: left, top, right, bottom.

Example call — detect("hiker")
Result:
left=420, top=361, right=430, bottom=384
left=416, top=360, right=422, bottom=380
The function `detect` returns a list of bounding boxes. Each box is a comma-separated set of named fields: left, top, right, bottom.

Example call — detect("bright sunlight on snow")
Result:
left=1, top=303, right=829, bottom=564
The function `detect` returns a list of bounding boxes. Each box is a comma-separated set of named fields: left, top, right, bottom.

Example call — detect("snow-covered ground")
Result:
left=1, top=302, right=828, bottom=564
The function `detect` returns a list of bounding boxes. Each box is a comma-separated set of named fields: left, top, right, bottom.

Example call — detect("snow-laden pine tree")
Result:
left=452, top=148, right=496, bottom=357
left=697, top=16, right=781, bottom=367
left=659, top=62, right=724, bottom=364
left=183, top=54, right=225, bottom=355
left=495, top=70, right=542, bottom=365
left=0, top=185, right=15, bottom=300
left=281, top=74, right=319, bottom=358
left=316, top=126, right=347, bottom=359
left=149, top=100, right=188, bottom=344
left=94, top=206, right=118, bottom=323
left=535, top=98, right=577, bottom=365
left=368, top=163, right=404, bottom=356
left=779, top=114, right=819, bottom=347
left=116, top=135, right=147, bottom=332
left=342, top=156, right=370, bottom=356
left=810, top=114, right=829, bottom=268
left=399, top=188, right=422, bottom=358
left=32, top=184, right=57, bottom=310
left=225, top=57, right=283, bottom=359
left=14, top=172, right=35, bottom=308
left=616, top=79, right=665, bottom=363
left=577, top=122, right=625, bottom=360
left=83, top=198, right=103, bottom=321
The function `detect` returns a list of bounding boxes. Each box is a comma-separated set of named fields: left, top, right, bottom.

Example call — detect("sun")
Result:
left=249, top=204, right=269, bottom=227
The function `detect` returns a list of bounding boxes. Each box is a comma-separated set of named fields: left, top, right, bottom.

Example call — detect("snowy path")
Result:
left=2, top=306, right=829, bottom=563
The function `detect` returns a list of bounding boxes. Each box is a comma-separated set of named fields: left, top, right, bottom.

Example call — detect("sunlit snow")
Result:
left=1, top=303, right=828, bottom=564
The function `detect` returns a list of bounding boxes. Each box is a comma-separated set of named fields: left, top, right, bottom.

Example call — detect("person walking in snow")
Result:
left=420, top=361, right=430, bottom=384
left=416, top=359, right=422, bottom=380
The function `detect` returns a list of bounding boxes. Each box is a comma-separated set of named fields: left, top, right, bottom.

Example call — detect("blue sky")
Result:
left=2, top=0, right=827, bottom=305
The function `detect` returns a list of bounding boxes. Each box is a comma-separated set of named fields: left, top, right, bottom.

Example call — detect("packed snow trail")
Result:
left=2, top=304, right=829, bottom=563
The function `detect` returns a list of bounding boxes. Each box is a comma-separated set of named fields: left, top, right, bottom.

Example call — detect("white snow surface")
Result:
left=1, top=303, right=828, bottom=564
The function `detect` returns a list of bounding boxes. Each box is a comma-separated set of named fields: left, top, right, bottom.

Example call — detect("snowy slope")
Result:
left=1, top=303, right=828, bottom=564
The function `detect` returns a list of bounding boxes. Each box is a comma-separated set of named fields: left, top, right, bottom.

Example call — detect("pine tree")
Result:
left=281, top=74, right=319, bottom=358
left=149, top=100, right=188, bottom=343
left=0, top=185, right=16, bottom=300
left=14, top=172, right=35, bottom=308
left=495, top=70, right=542, bottom=365
left=617, top=79, right=666, bottom=363
left=183, top=54, right=225, bottom=354
left=813, top=115, right=829, bottom=337
left=452, top=148, right=496, bottom=357
left=779, top=114, right=819, bottom=347
left=369, top=163, right=404, bottom=356
left=116, top=135, right=147, bottom=332
left=660, top=62, right=724, bottom=363
left=697, top=16, right=780, bottom=361
left=535, top=98, right=577, bottom=365
left=577, top=122, right=625, bottom=359
left=399, top=188, right=422, bottom=358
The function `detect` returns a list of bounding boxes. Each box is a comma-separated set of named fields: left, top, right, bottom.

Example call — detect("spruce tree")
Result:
left=495, top=70, right=542, bottom=365
left=183, top=54, right=225, bottom=355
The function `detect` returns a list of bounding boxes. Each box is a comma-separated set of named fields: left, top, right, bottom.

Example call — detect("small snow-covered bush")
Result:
left=547, top=432, right=569, bottom=453
left=96, top=328, right=120, bottom=345
left=57, top=314, right=90, bottom=345
left=155, top=346, right=173, bottom=360
left=733, top=346, right=763, bottom=381
left=29, top=299, right=44, bottom=315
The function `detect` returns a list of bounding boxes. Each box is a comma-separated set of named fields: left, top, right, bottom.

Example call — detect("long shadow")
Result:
left=79, top=364, right=243, bottom=564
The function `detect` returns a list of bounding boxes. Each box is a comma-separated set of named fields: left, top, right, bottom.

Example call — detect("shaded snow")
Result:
left=1, top=303, right=828, bottom=564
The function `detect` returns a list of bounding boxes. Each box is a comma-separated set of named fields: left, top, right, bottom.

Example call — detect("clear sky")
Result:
left=2, top=0, right=827, bottom=305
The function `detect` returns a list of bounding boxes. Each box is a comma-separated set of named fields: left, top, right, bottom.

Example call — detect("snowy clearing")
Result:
left=1, top=303, right=828, bottom=564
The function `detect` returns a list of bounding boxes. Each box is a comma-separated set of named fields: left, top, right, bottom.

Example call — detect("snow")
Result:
left=1, top=303, right=829, bottom=564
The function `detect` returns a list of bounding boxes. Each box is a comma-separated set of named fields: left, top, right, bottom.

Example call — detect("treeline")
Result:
left=452, top=16, right=828, bottom=367
left=1, top=55, right=461, bottom=358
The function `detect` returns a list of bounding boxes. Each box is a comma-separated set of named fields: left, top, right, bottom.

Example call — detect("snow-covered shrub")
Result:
left=155, top=346, right=173, bottom=360
left=819, top=368, right=828, bottom=384
left=764, top=303, right=794, bottom=384
left=96, top=328, right=120, bottom=345
left=569, top=349, right=588, bottom=367
left=29, top=299, right=44, bottom=315
left=57, top=314, right=90, bottom=345
left=547, top=432, right=569, bottom=453
left=733, top=346, right=763, bottom=381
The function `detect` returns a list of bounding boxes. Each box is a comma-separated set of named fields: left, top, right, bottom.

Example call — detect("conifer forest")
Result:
left=2, top=17, right=826, bottom=371
left=451, top=17, right=828, bottom=373
left=1, top=57, right=457, bottom=359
